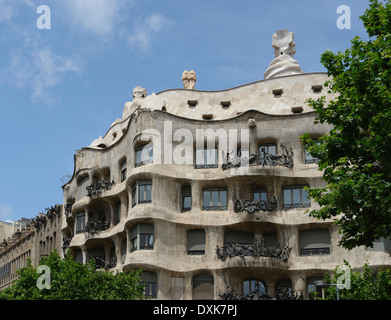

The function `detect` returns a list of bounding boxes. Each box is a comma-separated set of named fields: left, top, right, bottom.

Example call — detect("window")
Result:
left=187, top=230, right=205, bottom=255
left=129, top=223, right=154, bottom=252
left=283, top=185, right=310, bottom=209
left=182, top=186, right=192, bottom=212
left=120, top=159, right=127, bottom=182
left=276, top=280, right=293, bottom=299
left=306, top=277, right=324, bottom=300
left=195, top=147, right=218, bottom=169
left=77, top=175, right=89, bottom=201
left=300, top=229, right=331, bottom=256
left=253, top=189, right=267, bottom=203
left=272, top=88, right=283, bottom=97
left=304, top=141, right=320, bottom=164
left=243, top=279, right=266, bottom=299
left=259, top=143, right=277, bottom=157
left=193, top=274, right=214, bottom=300
left=141, top=271, right=157, bottom=299
left=220, top=101, right=231, bottom=109
left=202, top=114, right=213, bottom=120
left=114, top=200, right=121, bottom=225
left=75, top=212, right=85, bottom=234
left=202, top=188, right=227, bottom=210
left=132, top=180, right=152, bottom=207
left=291, top=106, right=303, bottom=114
left=187, top=100, right=198, bottom=107
left=312, top=85, right=323, bottom=93
left=135, top=144, right=153, bottom=167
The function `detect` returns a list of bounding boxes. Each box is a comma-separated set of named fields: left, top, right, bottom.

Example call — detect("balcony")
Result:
left=300, top=247, right=330, bottom=256
left=86, top=180, right=115, bottom=197
left=84, top=220, right=110, bottom=234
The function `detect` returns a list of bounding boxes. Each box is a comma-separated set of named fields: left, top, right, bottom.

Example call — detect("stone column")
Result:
left=291, top=272, right=306, bottom=299
left=266, top=280, right=276, bottom=298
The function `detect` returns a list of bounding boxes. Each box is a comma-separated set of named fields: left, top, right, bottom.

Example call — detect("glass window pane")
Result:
left=293, top=188, right=300, bottom=204
left=136, top=150, right=142, bottom=164
left=146, top=184, right=152, bottom=201
left=183, top=196, right=192, bottom=209
left=283, top=189, right=291, bottom=205
left=268, top=145, right=277, bottom=156
left=203, top=191, right=210, bottom=207
left=212, top=191, right=219, bottom=207
left=205, top=148, right=217, bottom=165
left=302, top=188, right=310, bottom=204
left=220, top=190, right=227, bottom=207
left=196, top=149, right=203, bottom=166
left=139, top=185, right=145, bottom=202
left=243, top=280, right=250, bottom=296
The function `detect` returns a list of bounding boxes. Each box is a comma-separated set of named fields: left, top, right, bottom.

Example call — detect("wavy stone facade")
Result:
left=61, top=31, right=391, bottom=300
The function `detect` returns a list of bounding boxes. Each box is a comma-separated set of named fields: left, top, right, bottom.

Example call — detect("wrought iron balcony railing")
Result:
left=234, top=197, right=277, bottom=214
left=216, top=240, right=291, bottom=262
left=300, top=247, right=330, bottom=256
left=222, top=143, right=294, bottom=170
left=283, top=202, right=311, bottom=210
left=86, top=180, right=115, bottom=197
left=84, top=220, right=110, bottom=234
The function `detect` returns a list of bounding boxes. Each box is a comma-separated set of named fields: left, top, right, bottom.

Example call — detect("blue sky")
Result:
left=0, top=0, right=370, bottom=221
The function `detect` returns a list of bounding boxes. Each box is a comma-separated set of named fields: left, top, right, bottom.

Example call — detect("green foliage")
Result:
left=316, top=261, right=391, bottom=300
left=302, top=0, right=391, bottom=249
left=0, top=250, right=146, bottom=300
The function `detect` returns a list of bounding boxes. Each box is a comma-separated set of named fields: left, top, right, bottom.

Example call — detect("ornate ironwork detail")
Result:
left=84, top=220, right=110, bottom=234
left=45, top=204, right=61, bottom=220
left=234, top=197, right=277, bottom=213
left=86, top=180, right=115, bottom=197
left=94, top=256, right=117, bottom=269
left=276, top=288, right=304, bottom=300
left=219, top=284, right=273, bottom=300
left=219, top=284, right=303, bottom=300
left=222, top=143, right=294, bottom=170
left=62, top=235, right=73, bottom=251
left=216, top=240, right=291, bottom=262
left=32, top=215, right=47, bottom=229
left=64, top=197, right=75, bottom=216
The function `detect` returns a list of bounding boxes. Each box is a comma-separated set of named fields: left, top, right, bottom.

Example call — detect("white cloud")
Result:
left=127, top=13, right=170, bottom=52
left=4, top=44, right=81, bottom=104
left=64, top=0, right=126, bottom=36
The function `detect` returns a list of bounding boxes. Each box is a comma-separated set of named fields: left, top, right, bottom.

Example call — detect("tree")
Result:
left=313, top=261, right=391, bottom=300
left=302, top=0, right=391, bottom=250
left=0, top=250, right=146, bottom=300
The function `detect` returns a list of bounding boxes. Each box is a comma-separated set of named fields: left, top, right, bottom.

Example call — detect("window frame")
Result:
left=195, top=147, right=219, bottom=169
left=129, top=223, right=154, bottom=253
left=243, top=279, right=267, bottom=299
left=135, top=144, right=153, bottom=167
left=132, top=180, right=152, bottom=207
left=283, top=185, right=311, bottom=210
left=202, top=188, right=228, bottom=211
left=75, top=212, right=85, bottom=234
left=259, top=143, right=277, bottom=157
left=181, top=186, right=192, bottom=212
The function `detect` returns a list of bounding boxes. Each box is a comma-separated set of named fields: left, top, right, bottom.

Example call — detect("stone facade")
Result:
left=60, top=30, right=391, bottom=300
left=0, top=206, right=63, bottom=290
left=2, top=29, right=391, bottom=299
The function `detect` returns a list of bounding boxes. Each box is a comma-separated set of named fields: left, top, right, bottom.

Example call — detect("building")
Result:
left=0, top=206, right=63, bottom=290
left=0, top=218, right=30, bottom=244
left=25, top=29, right=391, bottom=299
